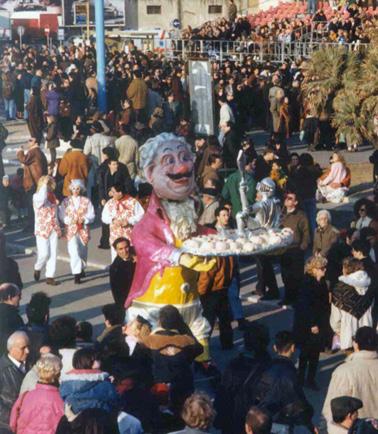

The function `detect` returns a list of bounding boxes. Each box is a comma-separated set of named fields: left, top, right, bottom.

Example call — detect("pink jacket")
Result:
left=10, top=383, right=64, bottom=434
left=125, top=192, right=212, bottom=307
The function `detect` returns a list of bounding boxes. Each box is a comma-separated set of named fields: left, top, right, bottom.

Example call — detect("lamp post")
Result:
left=95, top=0, right=106, bottom=112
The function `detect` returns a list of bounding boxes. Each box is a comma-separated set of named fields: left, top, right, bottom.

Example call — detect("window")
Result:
left=208, top=5, right=222, bottom=13
left=146, top=5, right=161, bottom=14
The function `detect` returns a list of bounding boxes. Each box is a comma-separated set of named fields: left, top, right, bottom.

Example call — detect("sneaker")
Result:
left=34, top=270, right=41, bottom=282
left=46, top=278, right=60, bottom=286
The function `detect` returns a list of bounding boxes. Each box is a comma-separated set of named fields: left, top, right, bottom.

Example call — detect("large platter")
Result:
left=182, top=227, right=293, bottom=257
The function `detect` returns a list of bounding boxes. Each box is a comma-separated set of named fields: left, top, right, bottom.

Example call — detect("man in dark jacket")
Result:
left=221, top=121, right=240, bottom=169
left=0, top=283, right=24, bottom=357
left=280, top=191, right=310, bottom=306
left=109, top=237, right=135, bottom=307
left=254, top=331, right=314, bottom=432
left=0, top=331, right=29, bottom=429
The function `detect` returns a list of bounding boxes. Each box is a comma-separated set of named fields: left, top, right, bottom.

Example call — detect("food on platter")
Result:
left=182, top=228, right=293, bottom=256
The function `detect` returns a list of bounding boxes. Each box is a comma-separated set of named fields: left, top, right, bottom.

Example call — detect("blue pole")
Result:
left=95, top=0, right=106, bottom=112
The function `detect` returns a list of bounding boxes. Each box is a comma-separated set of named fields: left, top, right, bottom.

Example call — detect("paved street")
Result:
left=2, top=118, right=375, bottom=427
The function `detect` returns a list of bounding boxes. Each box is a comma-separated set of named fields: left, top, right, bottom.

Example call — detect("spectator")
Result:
left=0, top=283, right=23, bottom=357
left=168, top=392, right=215, bottom=434
left=16, top=137, right=48, bottom=232
left=10, top=354, right=64, bottom=434
left=48, top=316, right=77, bottom=374
left=313, top=210, right=340, bottom=257
left=280, top=191, right=310, bottom=305
left=2, top=70, right=16, bottom=121
left=109, top=237, right=136, bottom=307
left=294, top=255, right=330, bottom=390
left=322, top=327, right=378, bottom=427
left=26, top=88, right=44, bottom=143
left=114, top=124, right=139, bottom=179
left=83, top=121, right=113, bottom=167
left=222, top=154, right=257, bottom=216
left=351, top=198, right=378, bottom=233
left=222, top=121, right=240, bottom=168
left=253, top=331, right=314, bottom=432
left=330, top=258, right=373, bottom=350
left=23, top=292, right=51, bottom=365
left=317, top=152, right=350, bottom=204
left=201, top=154, right=223, bottom=192
left=255, top=147, right=276, bottom=182
left=0, top=231, right=23, bottom=289
left=45, top=115, right=60, bottom=164
left=127, top=70, right=148, bottom=123
left=0, top=332, right=30, bottom=428
left=245, top=407, right=272, bottom=434
left=329, top=396, right=363, bottom=434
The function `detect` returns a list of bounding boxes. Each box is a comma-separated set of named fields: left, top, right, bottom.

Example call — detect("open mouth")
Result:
left=167, top=171, right=193, bottom=185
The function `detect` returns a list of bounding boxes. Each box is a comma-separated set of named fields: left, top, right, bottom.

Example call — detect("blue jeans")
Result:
left=4, top=99, right=16, bottom=119
left=228, top=276, right=244, bottom=320
left=303, top=198, right=317, bottom=237
left=24, top=89, right=31, bottom=120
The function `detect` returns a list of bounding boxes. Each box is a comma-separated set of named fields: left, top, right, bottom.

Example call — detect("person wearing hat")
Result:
left=329, top=396, right=363, bottom=434
left=59, top=179, right=95, bottom=284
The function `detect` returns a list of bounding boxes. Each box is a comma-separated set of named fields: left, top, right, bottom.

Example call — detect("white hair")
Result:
left=139, top=133, right=192, bottom=174
left=316, top=209, right=331, bottom=224
left=69, top=179, right=86, bottom=193
left=7, top=331, right=29, bottom=351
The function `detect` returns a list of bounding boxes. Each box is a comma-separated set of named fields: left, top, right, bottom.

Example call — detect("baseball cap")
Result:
left=331, top=397, right=363, bottom=422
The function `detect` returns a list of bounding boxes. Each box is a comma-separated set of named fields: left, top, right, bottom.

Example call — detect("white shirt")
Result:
left=8, top=355, right=25, bottom=373
left=219, top=103, right=235, bottom=126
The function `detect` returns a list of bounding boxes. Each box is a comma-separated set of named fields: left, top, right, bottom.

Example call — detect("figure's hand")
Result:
left=311, top=326, right=319, bottom=334
left=179, top=253, right=216, bottom=272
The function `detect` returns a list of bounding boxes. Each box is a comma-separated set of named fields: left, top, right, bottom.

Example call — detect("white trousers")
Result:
left=35, top=231, right=58, bottom=278
left=67, top=235, right=88, bottom=275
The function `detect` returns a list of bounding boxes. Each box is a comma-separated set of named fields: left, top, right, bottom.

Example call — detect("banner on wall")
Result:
left=62, top=0, right=125, bottom=27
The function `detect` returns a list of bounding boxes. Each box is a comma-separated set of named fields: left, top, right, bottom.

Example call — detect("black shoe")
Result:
left=97, top=244, right=110, bottom=250
left=305, top=380, right=319, bottom=391
left=79, top=270, right=86, bottom=278
left=279, top=299, right=294, bottom=307
left=74, top=275, right=81, bottom=284
left=22, top=225, right=33, bottom=234
left=34, top=270, right=41, bottom=282
left=46, top=278, right=60, bottom=286
left=260, top=292, right=280, bottom=301
left=238, top=318, right=249, bottom=331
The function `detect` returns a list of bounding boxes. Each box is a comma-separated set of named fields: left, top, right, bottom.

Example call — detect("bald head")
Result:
left=7, top=331, right=30, bottom=363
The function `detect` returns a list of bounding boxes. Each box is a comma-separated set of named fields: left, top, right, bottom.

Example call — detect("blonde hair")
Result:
left=305, top=255, right=328, bottom=277
left=36, top=353, right=62, bottom=384
left=36, top=175, right=56, bottom=192
left=181, top=392, right=215, bottom=430
left=332, top=152, right=346, bottom=167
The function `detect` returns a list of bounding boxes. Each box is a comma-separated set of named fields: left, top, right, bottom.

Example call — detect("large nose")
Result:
left=174, top=163, right=190, bottom=174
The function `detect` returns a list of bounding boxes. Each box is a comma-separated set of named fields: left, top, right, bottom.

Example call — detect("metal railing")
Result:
left=161, top=38, right=370, bottom=63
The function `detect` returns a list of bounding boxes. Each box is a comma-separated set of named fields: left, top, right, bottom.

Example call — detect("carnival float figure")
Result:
left=125, top=133, right=216, bottom=360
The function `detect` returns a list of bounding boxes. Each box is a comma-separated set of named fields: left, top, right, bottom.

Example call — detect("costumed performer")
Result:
left=125, top=133, right=216, bottom=362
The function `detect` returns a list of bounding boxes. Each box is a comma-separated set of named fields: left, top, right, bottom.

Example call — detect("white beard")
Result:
left=161, top=198, right=198, bottom=241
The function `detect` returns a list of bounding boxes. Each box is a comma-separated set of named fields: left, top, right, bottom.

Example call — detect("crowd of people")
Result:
left=0, top=13, right=377, bottom=434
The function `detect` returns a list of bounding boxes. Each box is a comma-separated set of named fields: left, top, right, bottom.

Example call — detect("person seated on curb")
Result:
left=329, top=396, right=378, bottom=434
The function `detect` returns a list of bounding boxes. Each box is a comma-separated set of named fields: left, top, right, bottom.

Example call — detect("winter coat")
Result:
left=60, top=369, right=119, bottom=414
left=9, top=383, right=64, bottom=434
left=58, top=149, right=89, bottom=197
left=197, top=256, right=234, bottom=295
left=330, top=271, right=373, bottom=349
left=313, top=224, right=340, bottom=257
left=126, top=78, right=148, bottom=110
left=0, top=304, right=24, bottom=357
left=0, top=355, right=25, bottom=425
left=222, top=171, right=257, bottom=217
left=46, top=121, right=60, bottom=149
left=322, top=350, right=378, bottom=427
left=293, top=274, right=330, bottom=348
left=114, top=135, right=139, bottom=179
left=45, top=90, right=61, bottom=117
left=55, top=408, right=120, bottom=434
left=27, top=95, right=44, bottom=142
left=16, top=146, right=48, bottom=192
left=253, top=356, right=314, bottom=429
left=281, top=208, right=310, bottom=251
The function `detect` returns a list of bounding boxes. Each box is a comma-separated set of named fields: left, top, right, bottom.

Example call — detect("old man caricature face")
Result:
left=145, top=139, right=195, bottom=201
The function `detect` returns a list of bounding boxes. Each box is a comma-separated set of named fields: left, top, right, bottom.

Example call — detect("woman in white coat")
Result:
left=330, top=257, right=374, bottom=350
left=59, top=179, right=95, bottom=284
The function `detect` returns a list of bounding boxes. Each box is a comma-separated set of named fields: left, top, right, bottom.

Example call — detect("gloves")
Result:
left=179, top=253, right=216, bottom=272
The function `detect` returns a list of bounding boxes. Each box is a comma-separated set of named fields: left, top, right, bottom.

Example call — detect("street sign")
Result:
left=172, top=18, right=181, bottom=29
left=58, top=28, right=65, bottom=41
left=17, top=26, right=25, bottom=36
